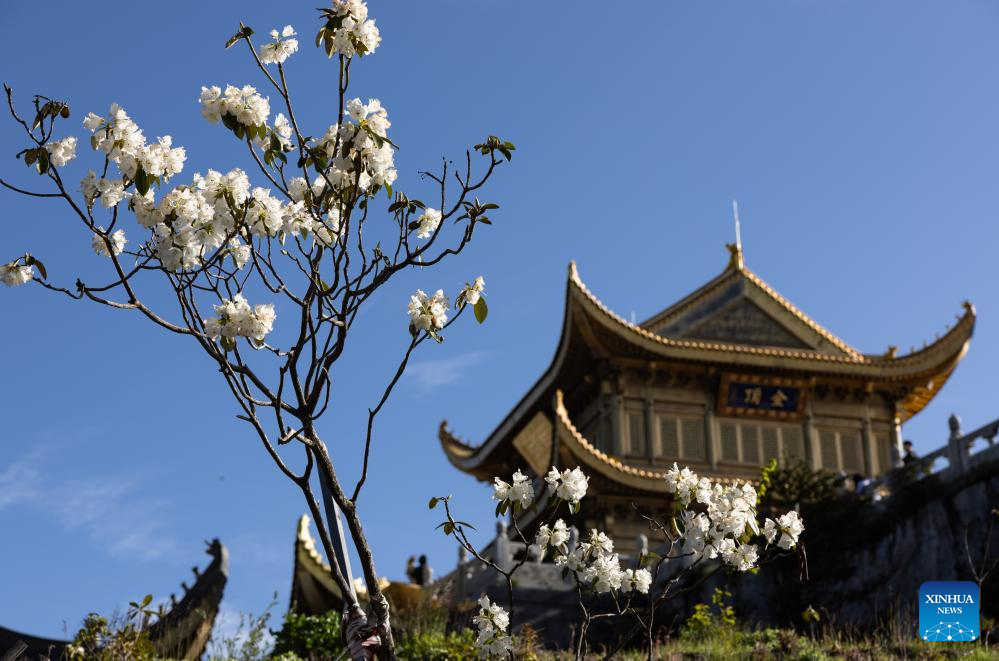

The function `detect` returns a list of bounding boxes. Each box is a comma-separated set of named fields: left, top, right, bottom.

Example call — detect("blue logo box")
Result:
left=919, top=581, right=979, bottom=641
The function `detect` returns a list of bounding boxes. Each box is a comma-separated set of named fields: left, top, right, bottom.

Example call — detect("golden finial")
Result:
left=884, top=345, right=898, bottom=359
left=726, top=200, right=745, bottom=271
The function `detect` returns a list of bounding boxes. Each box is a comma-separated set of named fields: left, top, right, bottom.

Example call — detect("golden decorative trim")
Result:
left=569, top=261, right=974, bottom=373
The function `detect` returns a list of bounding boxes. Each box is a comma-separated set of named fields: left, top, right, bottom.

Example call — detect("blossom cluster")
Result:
left=472, top=596, right=513, bottom=660
left=553, top=528, right=652, bottom=595
left=317, top=97, right=397, bottom=193
left=408, top=289, right=449, bottom=333
left=544, top=465, right=589, bottom=508
left=763, top=510, right=805, bottom=551
left=200, top=84, right=270, bottom=130
left=665, top=463, right=803, bottom=572
left=130, top=168, right=249, bottom=271
left=414, top=207, right=441, bottom=239
left=326, top=0, right=381, bottom=58
left=91, top=228, right=127, bottom=257
left=203, top=293, right=276, bottom=345
left=82, top=104, right=186, bottom=195
left=1, top=261, right=33, bottom=287
left=534, top=519, right=570, bottom=560
left=259, top=26, right=299, bottom=65
left=45, top=136, right=77, bottom=167
left=493, top=469, right=534, bottom=511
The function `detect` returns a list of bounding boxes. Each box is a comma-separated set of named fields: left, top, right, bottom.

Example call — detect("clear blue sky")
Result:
left=2, top=0, right=998, bottom=639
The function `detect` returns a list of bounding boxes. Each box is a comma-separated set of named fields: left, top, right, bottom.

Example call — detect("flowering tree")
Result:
left=434, top=463, right=804, bottom=659
left=1, top=2, right=512, bottom=658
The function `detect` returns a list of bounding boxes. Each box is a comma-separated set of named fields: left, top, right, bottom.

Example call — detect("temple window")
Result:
left=718, top=419, right=805, bottom=466
left=626, top=411, right=648, bottom=457
left=657, top=415, right=706, bottom=461
left=818, top=428, right=865, bottom=473
left=874, top=432, right=893, bottom=474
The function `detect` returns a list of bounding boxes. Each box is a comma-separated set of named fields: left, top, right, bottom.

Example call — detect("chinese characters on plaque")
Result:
left=717, top=374, right=806, bottom=420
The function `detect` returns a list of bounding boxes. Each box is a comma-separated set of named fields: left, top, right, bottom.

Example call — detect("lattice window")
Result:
left=761, top=427, right=780, bottom=463
left=720, top=422, right=739, bottom=462
left=817, top=428, right=868, bottom=474
left=783, top=427, right=805, bottom=462
left=681, top=418, right=706, bottom=460
left=718, top=420, right=808, bottom=466
left=627, top=411, right=647, bottom=457
left=840, top=431, right=864, bottom=473
left=657, top=416, right=706, bottom=461
left=659, top=417, right=680, bottom=458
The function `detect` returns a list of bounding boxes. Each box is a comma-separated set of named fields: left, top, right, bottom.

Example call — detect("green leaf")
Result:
left=26, top=255, right=47, bottom=280
left=134, top=166, right=150, bottom=196
left=473, top=297, right=488, bottom=324
left=454, top=521, right=476, bottom=531
left=428, top=497, right=438, bottom=510
left=140, top=594, right=153, bottom=608
left=443, top=522, right=454, bottom=536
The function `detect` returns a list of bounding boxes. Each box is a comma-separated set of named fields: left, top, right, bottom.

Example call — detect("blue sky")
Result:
left=2, top=0, right=998, bottom=638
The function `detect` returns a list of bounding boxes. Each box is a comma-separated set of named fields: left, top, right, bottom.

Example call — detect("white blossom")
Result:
left=273, top=113, right=293, bottom=148
left=80, top=170, right=98, bottom=206
left=415, top=208, right=441, bottom=239
left=45, top=136, right=77, bottom=167
left=91, top=228, right=127, bottom=257
left=472, top=596, right=513, bottom=660
left=770, top=510, right=804, bottom=550
left=82, top=104, right=185, bottom=182
left=458, top=276, right=486, bottom=307
left=1, top=262, right=33, bottom=287
left=544, top=466, right=589, bottom=505
left=96, top=178, right=127, bottom=208
left=328, top=0, right=381, bottom=57
left=535, top=519, right=570, bottom=559
left=492, top=469, right=534, bottom=509
left=200, top=84, right=270, bottom=129
left=317, top=98, right=396, bottom=193
left=581, top=550, right=624, bottom=593
left=623, top=567, right=653, bottom=594
left=203, top=293, right=276, bottom=345
left=259, top=26, right=299, bottom=65
left=664, top=463, right=700, bottom=506
left=408, top=289, right=448, bottom=332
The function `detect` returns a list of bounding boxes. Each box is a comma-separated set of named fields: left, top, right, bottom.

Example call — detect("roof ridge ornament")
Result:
left=726, top=199, right=745, bottom=271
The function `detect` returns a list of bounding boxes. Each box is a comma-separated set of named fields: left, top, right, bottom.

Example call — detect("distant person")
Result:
left=902, top=440, right=918, bottom=465
left=416, top=554, right=434, bottom=586
left=853, top=473, right=872, bottom=495
left=405, top=556, right=417, bottom=584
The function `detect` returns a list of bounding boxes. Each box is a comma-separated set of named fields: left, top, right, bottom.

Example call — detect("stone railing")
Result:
left=872, top=413, right=999, bottom=491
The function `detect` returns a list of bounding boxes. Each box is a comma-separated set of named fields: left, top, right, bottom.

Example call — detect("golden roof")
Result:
left=439, top=253, right=974, bottom=477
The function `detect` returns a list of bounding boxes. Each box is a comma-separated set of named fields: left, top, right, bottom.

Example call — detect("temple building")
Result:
left=439, top=246, right=975, bottom=549
left=0, top=539, right=229, bottom=661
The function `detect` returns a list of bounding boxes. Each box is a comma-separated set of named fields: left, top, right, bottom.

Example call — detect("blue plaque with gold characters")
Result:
left=717, top=373, right=807, bottom=420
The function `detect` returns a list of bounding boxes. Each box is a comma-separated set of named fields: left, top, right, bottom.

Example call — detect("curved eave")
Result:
left=437, top=272, right=578, bottom=474
left=571, top=262, right=975, bottom=382
left=294, top=514, right=344, bottom=602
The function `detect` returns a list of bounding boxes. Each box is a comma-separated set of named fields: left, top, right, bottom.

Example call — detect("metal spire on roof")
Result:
left=726, top=199, right=745, bottom=270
